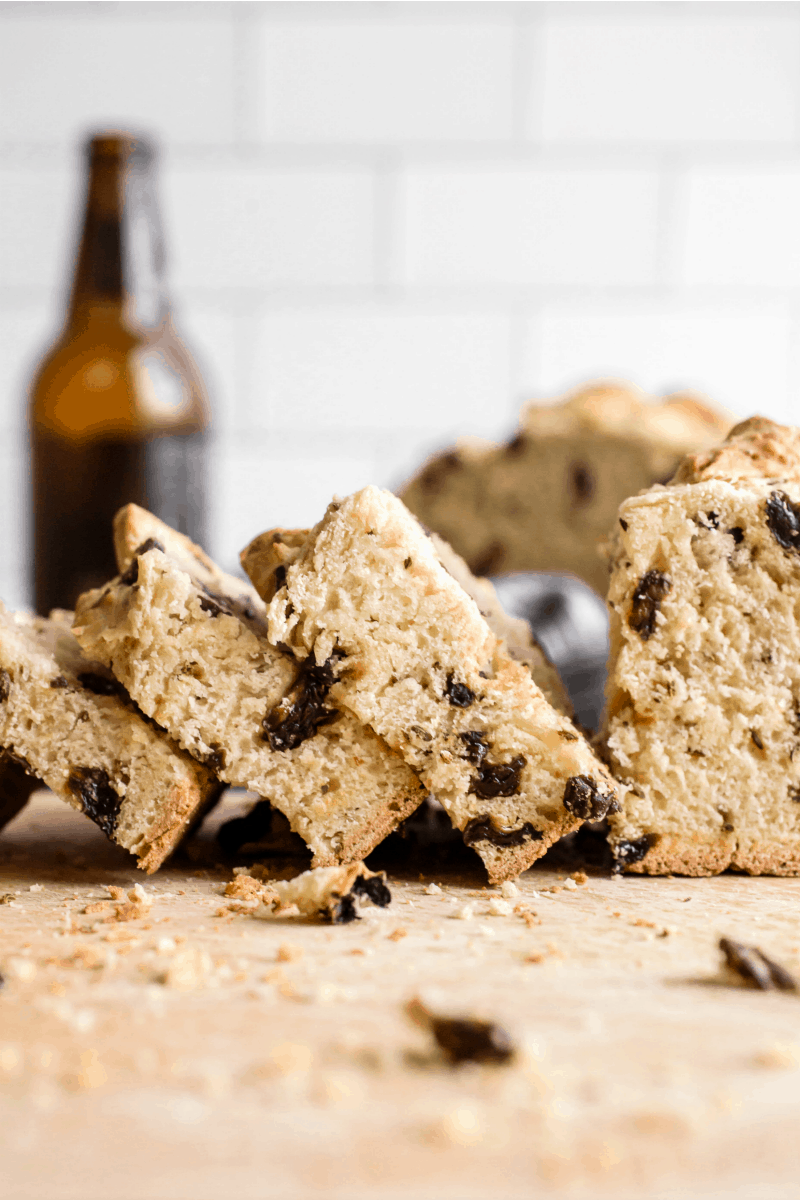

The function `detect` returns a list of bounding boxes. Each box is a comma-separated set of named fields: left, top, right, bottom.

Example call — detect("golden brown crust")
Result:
left=616, top=833, right=800, bottom=878
left=672, top=416, right=800, bottom=486
left=478, top=815, right=577, bottom=885
left=312, top=782, right=424, bottom=869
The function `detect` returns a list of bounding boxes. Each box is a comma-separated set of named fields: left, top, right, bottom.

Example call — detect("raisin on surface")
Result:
left=766, top=490, right=800, bottom=555
left=719, top=937, right=798, bottom=992
left=569, top=461, right=596, bottom=506
left=727, top=526, right=744, bottom=545
left=430, top=1016, right=515, bottom=1066
left=562, top=774, right=619, bottom=821
left=612, top=834, right=655, bottom=872
left=628, top=570, right=671, bottom=640
left=67, top=767, right=121, bottom=839
left=119, top=537, right=165, bottom=585
left=705, top=511, right=720, bottom=529
left=262, top=652, right=343, bottom=751
left=0, top=669, right=10, bottom=703
left=459, top=731, right=489, bottom=765
left=444, top=673, right=476, bottom=708
left=330, top=894, right=360, bottom=924
left=78, top=672, right=124, bottom=698
left=619, top=519, right=628, bottom=532
left=468, top=754, right=527, bottom=800
left=351, top=873, right=392, bottom=908
left=463, top=813, right=542, bottom=849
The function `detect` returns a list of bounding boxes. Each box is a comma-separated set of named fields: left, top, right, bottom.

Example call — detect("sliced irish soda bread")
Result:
left=73, top=506, right=427, bottom=867
left=400, top=381, right=730, bottom=595
left=603, top=417, right=800, bottom=875
left=242, top=486, right=618, bottom=884
left=241, top=526, right=572, bottom=717
left=0, top=602, right=221, bottom=871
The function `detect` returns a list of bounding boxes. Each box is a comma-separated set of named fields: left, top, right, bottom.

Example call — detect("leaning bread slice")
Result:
left=0, top=603, right=221, bottom=871
left=242, top=486, right=618, bottom=884
left=603, top=417, right=800, bottom=875
left=241, top=525, right=571, bottom=715
left=73, top=508, right=427, bottom=867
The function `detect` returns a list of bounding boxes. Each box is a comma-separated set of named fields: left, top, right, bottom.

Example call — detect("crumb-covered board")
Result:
left=2, top=792, right=800, bottom=1200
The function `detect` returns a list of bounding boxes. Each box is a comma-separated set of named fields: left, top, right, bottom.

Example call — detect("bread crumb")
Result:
left=453, top=904, right=474, bottom=921
left=570, top=871, right=589, bottom=886
left=387, top=927, right=408, bottom=942
left=514, top=906, right=540, bottom=928
left=425, top=883, right=442, bottom=895
left=754, top=1042, right=800, bottom=1069
left=160, top=945, right=211, bottom=991
left=488, top=898, right=512, bottom=917
left=562, top=878, right=578, bottom=891
left=432, top=1105, right=485, bottom=1147
left=5, top=957, right=36, bottom=982
left=276, top=943, right=303, bottom=963
left=29, top=884, right=43, bottom=893
left=500, top=881, right=518, bottom=899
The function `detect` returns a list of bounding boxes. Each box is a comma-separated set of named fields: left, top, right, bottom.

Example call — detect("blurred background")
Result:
left=2, top=0, right=800, bottom=609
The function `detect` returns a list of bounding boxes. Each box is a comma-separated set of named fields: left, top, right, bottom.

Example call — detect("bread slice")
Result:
left=400, top=381, right=730, bottom=594
left=241, top=525, right=572, bottom=717
left=0, top=603, right=221, bottom=871
left=242, top=486, right=618, bottom=884
left=73, top=506, right=427, bottom=867
left=603, top=417, right=800, bottom=875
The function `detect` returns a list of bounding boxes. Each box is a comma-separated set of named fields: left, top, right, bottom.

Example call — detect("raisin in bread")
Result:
left=73, top=507, right=427, bottom=867
left=0, top=603, right=221, bottom=871
left=243, top=486, right=618, bottom=884
left=603, top=418, right=800, bottom=875
left=400, top=381, right=730, bottom=595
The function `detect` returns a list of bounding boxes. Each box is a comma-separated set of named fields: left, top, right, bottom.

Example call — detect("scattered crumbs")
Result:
left=29, top=884, right=43, bottom=893
left=514, top=907, right=540, bottom=928
left=630, top=918, right=657, bottom=929
left=425, top=883, right=442, bottom=896
left=679, top=897, right=692, bottom=903
left=657, top=925, right=679, bottom=938
left=349, top=948, right=367, bottom=957
left=570, top=871, right=588, bottom=886
left=453, top=904, right=474, bottom=921
left=562, top=878, right=578, bottom=891
left=500, top=881, right=518, bottom=899
left=488, top=898, right=512, bottom=917
left=541, top=886, right=563, bottom=895
left=387, top=927, right=408, bottom=942
left=0, top=894, right=15, bottom=905
left=277, top=943, right=303, bottom=963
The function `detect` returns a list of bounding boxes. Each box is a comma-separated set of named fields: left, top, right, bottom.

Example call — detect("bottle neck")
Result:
left=67, top=136, right=170, bottom=335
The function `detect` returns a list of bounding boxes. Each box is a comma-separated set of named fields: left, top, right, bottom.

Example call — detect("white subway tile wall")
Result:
left=2, top=1, right=800, bottom=604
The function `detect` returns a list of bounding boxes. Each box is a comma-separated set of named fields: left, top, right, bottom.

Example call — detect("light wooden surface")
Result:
left=2, top=791, right=800, bottom=1200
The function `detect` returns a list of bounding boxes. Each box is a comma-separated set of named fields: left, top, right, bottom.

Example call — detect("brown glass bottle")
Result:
left=29, top=133, right=209, bottom=615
